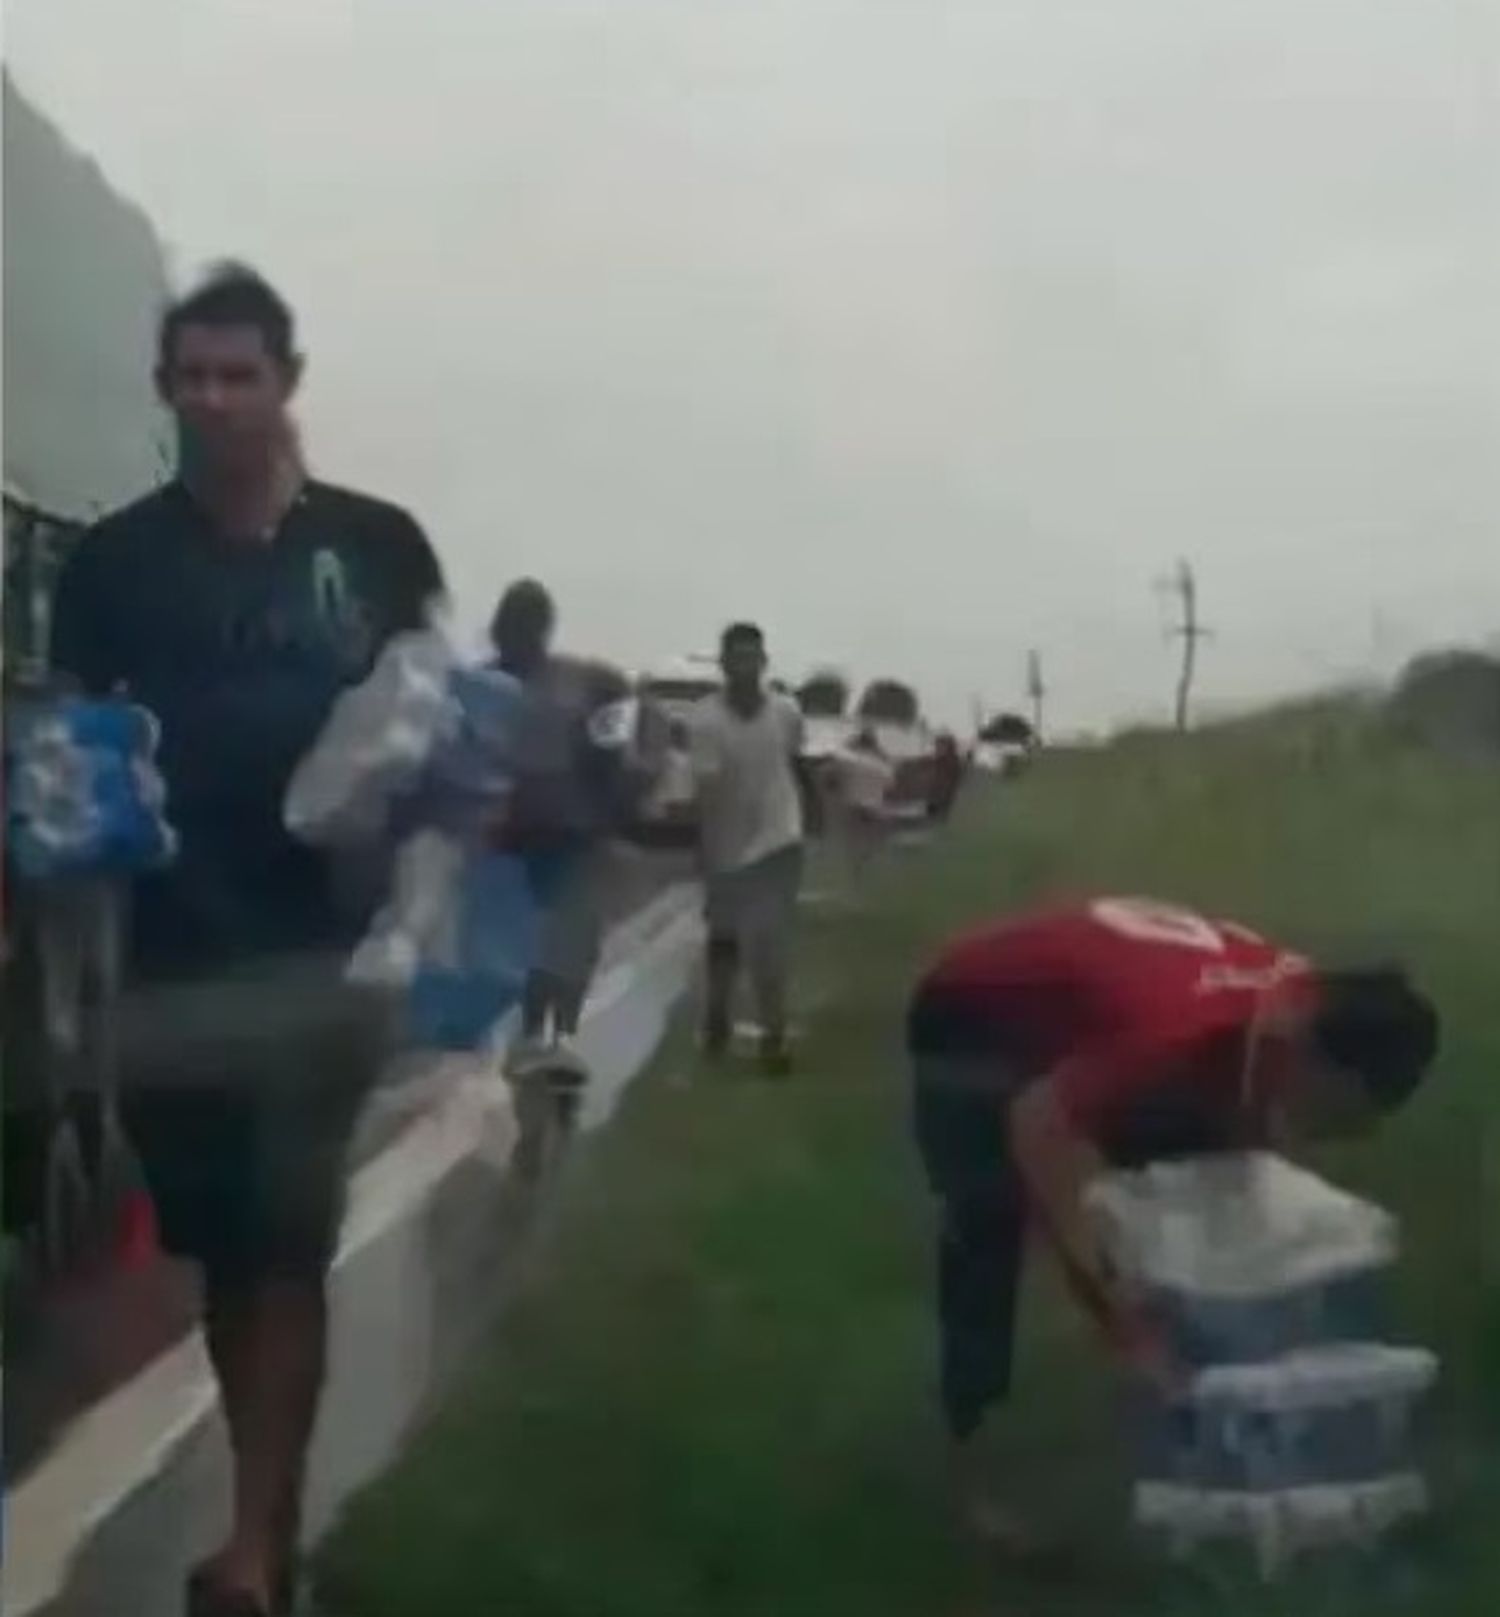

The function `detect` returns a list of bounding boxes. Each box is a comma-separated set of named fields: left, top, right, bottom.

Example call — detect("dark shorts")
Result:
left=532, top=844, right=608, bottom=992
left=115, top=955, right=395, bottom=1285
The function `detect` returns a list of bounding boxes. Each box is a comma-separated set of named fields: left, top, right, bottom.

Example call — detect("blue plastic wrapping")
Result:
left=404, top=846, right=573, bottom=1050
left=285, top=629, right=468, bottom=845
left=1131, top=1345, right=1435, bottom=1492
left=405, top=664, right=531, bottom=833
left=5, top=697, right=177, bottom=879
left=1088, top=1156, right=1438, bottom=1556
left=286, top=631, right=624, bottom=1050
left=1142, top=1270, right=1390, bottom=1368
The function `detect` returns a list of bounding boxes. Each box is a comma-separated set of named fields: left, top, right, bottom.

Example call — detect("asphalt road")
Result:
left=4, top=843, right=692, bottom=1484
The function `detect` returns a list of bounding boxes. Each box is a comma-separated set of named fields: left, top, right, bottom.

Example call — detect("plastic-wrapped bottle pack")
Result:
left=1087, top=1154, right=1437, bottom=1572
left=283, top=628, right=472, bottom=845
left=5, top=697, right=177, bottom=878
left=284, top=627, right=599, bottom=1051
left=1131, top=1344, right=1436, bottom=1492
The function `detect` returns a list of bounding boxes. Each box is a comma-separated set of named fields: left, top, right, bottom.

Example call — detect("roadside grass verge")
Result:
left=318, top=715, right=1499, bottom=1615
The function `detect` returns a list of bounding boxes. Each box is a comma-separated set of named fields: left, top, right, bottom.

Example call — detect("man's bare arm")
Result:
left=1009, top=1076, right=1185, bottom=1391
left=1008, top=1077, right=1114, bottom=1307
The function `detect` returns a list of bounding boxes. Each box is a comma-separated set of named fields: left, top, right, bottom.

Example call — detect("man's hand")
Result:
left=1009, top=1078, right=1192, bottom=1400
left=1057, top=1251, right=1189, bottom=1398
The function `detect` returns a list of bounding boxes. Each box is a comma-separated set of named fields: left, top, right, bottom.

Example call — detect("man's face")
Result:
left=158, top=323, right=298, bottom=469
left=1280, top=1057, right=1378, bottom=1143
left=721, top=639, right=766, bottom=693
left=495, top=600, right=553, bottom=673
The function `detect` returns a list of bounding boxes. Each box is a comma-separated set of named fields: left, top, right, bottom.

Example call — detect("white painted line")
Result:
left=334, top=1066, right=518, bottom=1261
left=2, top=1339, right=217, bottom=1616
left=3, top=884, right=701, bottom=1617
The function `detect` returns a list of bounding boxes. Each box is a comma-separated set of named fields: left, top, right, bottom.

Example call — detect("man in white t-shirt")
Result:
left=689, top=622, right=808, bottom=1074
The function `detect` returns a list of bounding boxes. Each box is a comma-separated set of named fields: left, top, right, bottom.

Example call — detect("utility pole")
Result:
left=1166, top=560, right=1212, bottom=731
left=1026, top=649, right=1045, bottom=739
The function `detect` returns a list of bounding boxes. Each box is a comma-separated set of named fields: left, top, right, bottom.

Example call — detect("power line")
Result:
left=1165, top=560, right=1212, bottom=731
left=1026, top=648, right=1046, bottom=739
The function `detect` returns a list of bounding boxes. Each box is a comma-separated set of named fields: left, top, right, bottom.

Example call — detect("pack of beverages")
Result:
left=284, top=628, right=637, bottom=1050
left=283, top=627, right=517, bottom=844
left=284, top=627, right=644, bottom=847
left=5, top=697, right=176, bottom=879
left=1087, top=1153, right=1437, bottom=1573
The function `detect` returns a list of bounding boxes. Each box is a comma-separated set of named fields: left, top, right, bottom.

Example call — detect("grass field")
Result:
left=317, top=705, right=1500, bottom=1616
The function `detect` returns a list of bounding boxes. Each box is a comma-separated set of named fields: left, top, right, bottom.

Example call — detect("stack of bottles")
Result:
left=5, top=697, right=176, bottom=879
left=1087, top=1153, right=1437, bottom=1574
left=285, top=627, right=645, bottom=1050
left=282, top=627, right=518, bottom=845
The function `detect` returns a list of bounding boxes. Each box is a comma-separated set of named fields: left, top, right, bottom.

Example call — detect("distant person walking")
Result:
left=833, top=726, right=896, bottom=882
left=489, top=580, right=641, bottom=1077
left=690, top=623, right=809, bottom=1075
left=926, top=731, right=965, bottom=823
left=51, top=266, right=443, bottom=1617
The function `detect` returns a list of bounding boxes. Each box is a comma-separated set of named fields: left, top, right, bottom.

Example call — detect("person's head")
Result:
left=156, top=265, right=302, bottom=475
left=1282, top=967, right=1438, bottom=1140
left=490, top=579, right=555, bottom=675
left=719, top=622, right=767, bottom=702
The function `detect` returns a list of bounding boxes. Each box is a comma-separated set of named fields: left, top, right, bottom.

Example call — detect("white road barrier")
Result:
left=4, top=883, right=703, bottom=1617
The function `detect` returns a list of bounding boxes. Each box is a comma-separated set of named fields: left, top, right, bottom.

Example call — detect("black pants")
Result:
left=911, top=1052, right=1029, bottom=1441
left=910, top=1023, right=1243, bottom=1441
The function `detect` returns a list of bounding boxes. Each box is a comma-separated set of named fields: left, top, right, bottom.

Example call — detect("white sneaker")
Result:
left=505, top=1034, right=551, bottom=1079
left=548, top=1037, right=591, bottom=1083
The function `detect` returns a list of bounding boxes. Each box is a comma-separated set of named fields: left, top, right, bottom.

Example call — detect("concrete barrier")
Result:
left=5, top=883, right=703, bottom=1617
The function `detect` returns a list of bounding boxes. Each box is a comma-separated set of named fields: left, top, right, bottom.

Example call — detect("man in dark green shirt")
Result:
left=52, top=265, right=443, bottom=1617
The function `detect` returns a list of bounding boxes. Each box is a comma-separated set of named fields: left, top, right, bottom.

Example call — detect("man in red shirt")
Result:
left=907, top=895, right=1438, bottom=1551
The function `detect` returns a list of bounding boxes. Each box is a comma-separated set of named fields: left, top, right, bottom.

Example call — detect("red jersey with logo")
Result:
left=908, top=897, right=1317, bottom=1144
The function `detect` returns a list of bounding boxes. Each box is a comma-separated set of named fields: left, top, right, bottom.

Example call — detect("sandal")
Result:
left=185, top=1564, right=272, bottom=1617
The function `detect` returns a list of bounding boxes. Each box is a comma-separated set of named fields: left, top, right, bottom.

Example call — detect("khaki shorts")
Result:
left=704, top=843, right=803, bottom=953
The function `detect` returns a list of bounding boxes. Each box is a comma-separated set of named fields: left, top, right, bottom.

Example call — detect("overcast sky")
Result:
left=9, top=0, right=1497, bottom=730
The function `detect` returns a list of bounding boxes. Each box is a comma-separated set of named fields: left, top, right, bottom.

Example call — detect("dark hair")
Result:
left=720, top=622, right=765, bottom=657
left=1311, top=968, right=1438, bottom=1112
left=490, top=578, right=555, bottom=647
left=158, top=264, right=298, bottom=371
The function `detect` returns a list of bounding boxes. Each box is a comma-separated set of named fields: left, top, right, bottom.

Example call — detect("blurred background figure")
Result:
left=488, top=578, right=642, bottom=1079
left=926, top=731, right=966, bottom=824
left=832, top=725, right=896, bottom=886
left=690, top=623, right=810, bottom=1077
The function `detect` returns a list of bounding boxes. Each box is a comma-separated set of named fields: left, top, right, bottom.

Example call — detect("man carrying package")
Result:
left=486, top=579, right=645, bottom=1077
left=831, top=725, right=896, bottom=885
left=51, top=267, right=443, bottom=1617
left=906, top=895, right=1438, bottom=1553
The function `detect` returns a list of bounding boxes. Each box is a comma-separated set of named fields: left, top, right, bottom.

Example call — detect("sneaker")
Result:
left=546, top=1037, right=591, bottom=1086
left=505, top=1034, right=551, bottom=1079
